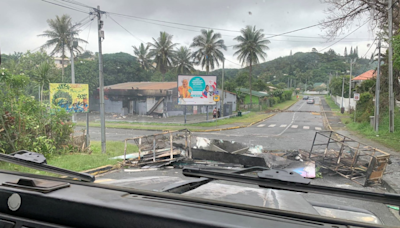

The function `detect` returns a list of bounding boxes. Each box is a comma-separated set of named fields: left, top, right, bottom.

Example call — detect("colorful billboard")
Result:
left=49, top=83, right=89, bottom=113
left=177, top=75, right=217, bottom=105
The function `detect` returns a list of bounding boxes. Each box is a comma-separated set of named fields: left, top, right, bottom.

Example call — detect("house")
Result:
left=92, top=82, right=237, bottom=117
left=215, top=90, right=237, bottom=115
left=313, top=82, right=327, bottom=89
left=236, top=88, right=269, bottom=109
left=352, top=70, right=376, bottom=85
left=54, top=57, right=70, bottom=69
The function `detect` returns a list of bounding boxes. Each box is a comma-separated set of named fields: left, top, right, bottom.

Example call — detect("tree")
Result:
left=312, top=48, right=318, bottom=52
left=344, top=47, right=348, bottom=57
left=174, top=46, right=195, bottom=74
left=191, top=29, right=227, bottom=74
left=233, top=25, right=270, bottom=109
left=38, top=14, right=87, bottom=82
left=320, top=0, right=399, bottom=39
left=350, top=46, right=353, bottom=55
left=133, top=43, right=153, bottom=71
left=35, top=62, right=54, bottom=103
left=149, top=32, right=177, bottom=81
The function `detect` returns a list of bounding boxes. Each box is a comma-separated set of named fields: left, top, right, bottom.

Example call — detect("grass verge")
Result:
left=0, top=141, right=138, bottom=176
left=324, top=95, right=400, bottom=151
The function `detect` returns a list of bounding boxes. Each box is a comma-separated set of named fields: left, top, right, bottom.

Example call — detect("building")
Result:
left=352, top=70, right=376, bottom=85
left=54, top=57, right=70, bottom=69
left=237, top=88, right=269, bottom=109
left=313, top=82, right=327, bottom=89
left=92, top=82, right=237, bottom=117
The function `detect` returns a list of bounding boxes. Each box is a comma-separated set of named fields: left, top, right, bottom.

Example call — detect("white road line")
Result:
left=257, top=124, right=265, bottom=128
left=291, top=125, right=298, bottom=128
left=280, top=124, right=287, bottom=127
left=275, top=101, right=306, bottom=136
left=268, top=124, right=276, bottom=127
left=303, top=126, right=310, bottom=129
left=315, top=127, right=322, bottom=131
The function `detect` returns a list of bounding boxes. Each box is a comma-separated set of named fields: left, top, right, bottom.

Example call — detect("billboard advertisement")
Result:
left=177, top=75, right=217, bottom=105
left=50, top=83, right=89, bottom=113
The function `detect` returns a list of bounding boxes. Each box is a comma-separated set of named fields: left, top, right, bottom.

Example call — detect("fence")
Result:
left=331, top=95, right=356, bottom=112
left=123, top=129, right=191, bottom=166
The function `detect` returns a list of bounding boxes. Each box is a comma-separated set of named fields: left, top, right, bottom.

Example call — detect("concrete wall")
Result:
left=332, top=95, right=356, bottom=112
left=304, top=90, right=328, bottom=95
left=104, top=99, right=123, bottom=114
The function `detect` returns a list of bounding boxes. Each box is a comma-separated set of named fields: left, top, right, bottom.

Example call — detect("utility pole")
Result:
left=96, top=6, right=106, bottom=154
left=341, top=76, right=345, bottom=114
left=221, top=58, right=225, bottom=117
left=388, top=0, right=395, bottom=132
left=70, top=35, right=76, bottom=123
left=348, top=58, right=356, bottom=113
left=375, top=38, right=382, bottom=132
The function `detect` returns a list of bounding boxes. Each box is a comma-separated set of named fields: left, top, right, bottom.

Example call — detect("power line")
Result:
left=224, top=58, right=241, bottom=67
left=59, top=0, right=93, bottom=9
left=85, top=19, right=94, bottom=50
left=362, top=37, right=378, bottom=59
left=40, top=0, right=88, bottom=13
left=108, top=15, right=144, bottom=43
left=318, top=19, right=371, bottom=53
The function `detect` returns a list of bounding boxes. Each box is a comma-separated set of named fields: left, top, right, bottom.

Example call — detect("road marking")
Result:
left=274, top=101, right=306, bottom=136
left=257, top=124, right=265, bottom=128
left=268, top=124, right=276, bottom=127
left=94, top=179, right=114, bottom=183
left=303, top=126, right=310, bottom=129
left=280, top=124, right=287, bottom=127
left=315, top=127, right=322, bottom=131
left=291, top=125, right=298, bottom=128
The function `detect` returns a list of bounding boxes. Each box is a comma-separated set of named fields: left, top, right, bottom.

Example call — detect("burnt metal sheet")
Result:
left=191, top=149, right=267, bottom=167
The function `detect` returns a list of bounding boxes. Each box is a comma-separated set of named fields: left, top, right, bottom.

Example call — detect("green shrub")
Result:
left=0, top=71, right=73, bottom=156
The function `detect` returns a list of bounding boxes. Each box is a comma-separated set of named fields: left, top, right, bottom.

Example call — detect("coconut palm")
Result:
left=149, top=32, right=178, bottom=81
left=133, top=43, right=153, bottom=71
left=190, top=29, right=227, bottom=74
left=175, top=47, right=195, bottom=74
left=233, top=25, right=270, bottom=109
left=38, top=14, right=87, bottom=82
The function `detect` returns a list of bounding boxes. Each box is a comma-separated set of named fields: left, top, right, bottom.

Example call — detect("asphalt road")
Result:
left=82, top=97, right=325, bottom=151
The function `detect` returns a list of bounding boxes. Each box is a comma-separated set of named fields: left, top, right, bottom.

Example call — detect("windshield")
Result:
left=1, top=0, right=400, bottom=226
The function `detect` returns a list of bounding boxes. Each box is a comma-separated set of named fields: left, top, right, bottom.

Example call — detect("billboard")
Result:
left=50, top=83, right=89, bottom=113
left=177, top=75, right=217, bottom=105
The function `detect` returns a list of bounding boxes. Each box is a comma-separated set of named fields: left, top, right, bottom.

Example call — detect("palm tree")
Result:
left=38, top=14, right=87, bottom=82
left=233, top=25, right=270, bottom=109
left=175, top=47, right=195, bottom=74
left=149, top=32, right=178, bottom=81
left=190, top=29, right=227, bottom=74
left=35, top=62, right=53, bottom=103
left=133, top=43, right=153, bottom=71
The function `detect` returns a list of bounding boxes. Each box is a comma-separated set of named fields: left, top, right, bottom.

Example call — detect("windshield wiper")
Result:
left=0, top=150, right=95, bottom=182
left=182, top=167, right=400, bottom=211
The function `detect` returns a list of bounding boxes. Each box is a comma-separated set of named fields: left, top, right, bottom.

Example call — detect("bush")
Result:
left=355, top=92, right=374, bottom=123
left=0, top=71, right=73, bottom=156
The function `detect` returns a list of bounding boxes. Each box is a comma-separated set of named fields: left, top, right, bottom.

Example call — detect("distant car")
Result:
left=303, top=96, right=309, bottom=100
left=307, top=99, right=315, bottom=104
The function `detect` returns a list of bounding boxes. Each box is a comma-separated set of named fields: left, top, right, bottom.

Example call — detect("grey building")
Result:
left=92, top=82, right=237, bottom=117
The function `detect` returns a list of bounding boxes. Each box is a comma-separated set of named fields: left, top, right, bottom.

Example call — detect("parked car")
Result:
left=307, top=98, right=315, bottom=104
left=302, top=96, right=309, bottom=100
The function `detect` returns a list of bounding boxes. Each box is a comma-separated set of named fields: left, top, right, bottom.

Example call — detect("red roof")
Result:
left=352, top=70, right=376, bottom=81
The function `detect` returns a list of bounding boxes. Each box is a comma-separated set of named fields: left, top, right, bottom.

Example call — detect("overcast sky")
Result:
left=0, top=0, right=376, bottom=69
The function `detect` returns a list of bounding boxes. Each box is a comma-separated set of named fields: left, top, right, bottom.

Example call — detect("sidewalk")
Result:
left=321, top=97, right=400, bottom=193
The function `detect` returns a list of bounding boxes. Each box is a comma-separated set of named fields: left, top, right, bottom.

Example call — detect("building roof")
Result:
left=353, top=70, right=376, bottom=81
left=103, top=82, right=177, bottom=90
left=237, top=88, right=268, bottom=97
left=313, top=82, right=326, bottom=88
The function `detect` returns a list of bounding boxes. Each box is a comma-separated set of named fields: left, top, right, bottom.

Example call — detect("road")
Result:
left=83, top=97, right=324, bottom=151
left=83, top=97, right=400, bottom=226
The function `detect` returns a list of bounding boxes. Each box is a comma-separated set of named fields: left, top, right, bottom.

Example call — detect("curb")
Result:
left=382, top=178, right=400, bottom=193
left=82, top=164, right=122, bottom=176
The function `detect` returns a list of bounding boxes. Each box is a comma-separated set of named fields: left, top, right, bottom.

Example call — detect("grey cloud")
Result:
left=0, top=0, right=374, bottom=68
